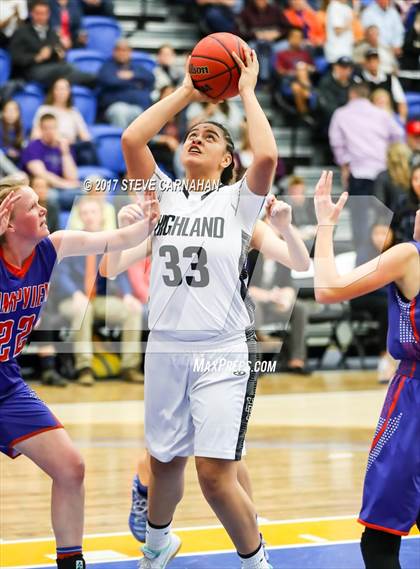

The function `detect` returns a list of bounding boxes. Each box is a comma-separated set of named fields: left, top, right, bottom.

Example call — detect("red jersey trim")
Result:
left=409, top=297, right=419, bottom=342
left=0, top=246, right=36, bottom=279
left=357, top=518, right=409, bottom=536
left=370, top=375, right=407, bottom=451
left=8, top=424, right=64, bottom=459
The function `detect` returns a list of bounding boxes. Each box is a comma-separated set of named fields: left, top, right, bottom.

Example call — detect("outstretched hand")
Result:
left=314, top=170, right=348, bottom=226
left=232, top=48, right=259, bottom=94
left=118, top=190, right=160, bottom=230
left=0, top=193, right=21, bottom=237
left=265, top=194, right=292, bottom=232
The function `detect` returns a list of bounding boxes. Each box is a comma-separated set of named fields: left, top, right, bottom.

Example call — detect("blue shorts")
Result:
left=359, top=369, right=420, bottom=535
left=0, top=382, right=63, bottom=459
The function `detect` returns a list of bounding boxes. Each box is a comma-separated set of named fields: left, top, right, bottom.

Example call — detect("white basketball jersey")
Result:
left=147, top=167, right=265, bottom=343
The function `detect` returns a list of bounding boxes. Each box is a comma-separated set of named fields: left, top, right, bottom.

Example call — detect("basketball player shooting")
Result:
left=112, top=47, right=280, bottom=569
left=313, top=171, right=420, bottom=569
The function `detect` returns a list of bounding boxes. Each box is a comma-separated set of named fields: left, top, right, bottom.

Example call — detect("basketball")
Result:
left=189, top=32, right=249, bottom=100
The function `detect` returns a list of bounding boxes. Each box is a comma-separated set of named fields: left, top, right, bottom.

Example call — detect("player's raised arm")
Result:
left=313, top=171, right=419, bottom=303
left=232, top=49, right=278, bottom=196
left=251, top=197, right=310, bottom=271
left=49, top=197, right=159, bottom=261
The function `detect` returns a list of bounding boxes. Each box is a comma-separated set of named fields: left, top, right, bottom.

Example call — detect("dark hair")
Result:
left=184, top=121, right=235, bottom=185
left=45, top=78, right=73, bottom=108
left=39, top=112, right=57, bottom=123
left=1, top=100, right=24, bottom=151
left=349, top=82, right=371, bottom=99
left=29, top=0, right=49, bottom=10
left=287, top=26, right=304, bottom=38
left=408, top=164, right=420, bottom=204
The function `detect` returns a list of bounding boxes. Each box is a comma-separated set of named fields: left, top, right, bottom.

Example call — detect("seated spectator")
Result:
left=69, top=174, right=116, bottom=230
left=249, top=222, right=311, bottom=375
left=361, top=0, right=404, bottom=57
left=275, top=27, right=315, bottom=120
left=195, top=0, right=237, bottom=34
left=283, top=0, right=325, bottom=49
left=186, top=99, right=244, bottom=145
left=353, top=24, right=397, bottom=74
left=98, top=39, right=155, bottom=130
left=316, top=56, right=354, bottom=128
left=152, top=44, right=184, bottom=102
left=149, top=85, right=185, bottom=178
left=0, top=0, right=27, bottom=48
left=374, top=142, right=412, bottom=211
left=350, top=220, right=397, bottom=383
left=406, top=119, right=420, bottom=168
left=392, top=164, right=420, bottom=243
left=57, top=195, right=143, bottom=386
left=400, top=6, right=420, bottom=71
left=49, top=0, right=87, bottom=49
left=31, top=77, right=97, bottom=165
left=80, top=0, right=114, bottom=17
left=21, top=113, right=80, bottom=198
left=9, top=0, right=95, bottom=88
left=238, top=0, right=289, bottom=83
left=283, top=175, right=317, bottom=249
left=354, top=49, right=407, bottom=123
left=0, top=100, right=25, bottom=167
left=370, top=87, right=403, bottom=127
left=324, top=0, right=356, bottom=63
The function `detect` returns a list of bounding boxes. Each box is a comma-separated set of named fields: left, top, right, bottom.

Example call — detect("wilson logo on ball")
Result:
left=189, top=65, right=209, bottom=75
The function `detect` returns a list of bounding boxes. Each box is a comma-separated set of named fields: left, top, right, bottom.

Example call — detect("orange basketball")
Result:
left=189, top=33, right=249, bottom=100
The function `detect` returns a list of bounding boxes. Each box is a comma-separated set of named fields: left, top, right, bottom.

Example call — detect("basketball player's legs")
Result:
left=15, top=428, right=85, bottom=566
left=148, top=455, right=188, bottom=525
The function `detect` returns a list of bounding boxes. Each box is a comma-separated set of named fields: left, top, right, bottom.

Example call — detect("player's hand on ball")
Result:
left=183, top=56, right=219, bottom=103
left=232, top=48, right=259, bottom=94
left=266, top=194, right=292, bottom=232
left=314, top=170, right=348, bottom=226
left=0, top=192, right=21, bottom=236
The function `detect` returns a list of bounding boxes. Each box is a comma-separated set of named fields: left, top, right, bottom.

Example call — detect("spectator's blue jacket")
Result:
left=98, top=59, right=155, bottom=110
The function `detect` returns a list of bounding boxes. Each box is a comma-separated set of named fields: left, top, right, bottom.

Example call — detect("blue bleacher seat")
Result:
left=131, top=51, right=157, bottom=73
left=59, top=210, right=71, bottom=229
left=12, top=83, right=45, bottom=134
left=82, top=16, right=122, bottom=57
left=77, top=165, right=116, bottom=180
left=71, top=85, right=97, bottom=125
left=90, top=124, right=124, bottom=174
left=406, top=92, right=420, bottom=120
left=0, top=49, right=11, bottom=86
left=314, top=56, right=329, bottom=75
left=66, top=49, right=106, bottom=74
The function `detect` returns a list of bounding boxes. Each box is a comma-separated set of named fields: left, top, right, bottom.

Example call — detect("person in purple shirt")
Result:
left=314, top=170, right=420, bottom=569
left=328, top=81, right=404, bottom=263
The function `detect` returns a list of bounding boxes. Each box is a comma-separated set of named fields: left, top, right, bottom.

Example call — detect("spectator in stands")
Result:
left=49, top=0, right=87, bottom=49
left=0, top=0, right=27, bottom=48
left=194, top=0, right=238, bottom=34
left=275, top=27, right=315, bottom=120
left=284, top=175, right=317, bottom=249
left=21, top=113, right=80, bottom=194
left=370, top=88, right=403, bottom=127
left=317, top=56, right=354, bottom=127
left=249, top=228, right=311, bottom=375
left=0, top=100, right=25, bottom=167
left=324, top=0, right=356, bottom=63
left=361, top=0, right=404, bottom=57
left=69, top=174, right=116, bottom=230
left=31, top=77, right=97, bottom=165
left=238, top=0, right=289, bottom=83
left=152, top=44, right=184, bottom=102
left=353, top=24, right=396, bottom=74
left=186, top=99, right=244, bottom=145
left=98, top=39, right=155, bottom=130
left=374, top=142, right=412, bottom=211
left=9, top=0, right=95, bottom=88
left=392, top=164, right=420, bottom=244
left=406, top=119, right=420, bottom=168
left=283, top=0, right=325, bottom=49
left=350, top=219, right=397, bottom=383
left=329, top=81, right=404, bottom=262
left=57, top=195, right=143, bottom=386
left=79, top=0, right=114, bottom=17
left=354, top=49, right=407, bottom=123
left=400, top=6, right=420, bottom=71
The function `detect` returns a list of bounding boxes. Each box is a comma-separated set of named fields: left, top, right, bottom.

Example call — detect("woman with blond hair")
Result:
left=374, top=142, right=412, bottom=211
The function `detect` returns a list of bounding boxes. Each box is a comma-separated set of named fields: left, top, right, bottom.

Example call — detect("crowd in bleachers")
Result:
left=0, top=0, right=419, bottom=384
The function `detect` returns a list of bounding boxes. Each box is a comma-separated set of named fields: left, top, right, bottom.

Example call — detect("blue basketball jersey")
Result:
left=0, top=237, right=57, bottom=398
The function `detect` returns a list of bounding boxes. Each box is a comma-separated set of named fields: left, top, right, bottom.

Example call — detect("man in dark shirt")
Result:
left=98, top=39, right=155, bottom=129
left=9, top=0, right=95, bottom=87
left=317, top=56, right=354, bottom=128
